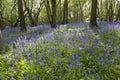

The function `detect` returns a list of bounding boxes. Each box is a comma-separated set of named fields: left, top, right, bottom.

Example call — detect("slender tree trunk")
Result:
left=108, top=0, right=113, bottom=22
left=80, top=2, right=84, bottom=22
left=0, top=0, right=4, bottom=30
left=23, top=0, right=34, bottom=27
left=90, top=0, right=98, bottom=27
left=116, top=5, right=120, bottom=21
left=0, top=1, right=3, bottom=52
left=17, top=0, right=27, bottom=31
left=105, top=0, right=108, bottom=21
left=45, top=0, right=52, bottom=24
left=0, top=30, right=4, bottom=53
left=51, top=0, right=57, bottom=28
left=59, top=0, right=62, bottom=23
left=100, top=0, right=103, bottom=21
left=63, top=0, right=68, bottom=24
left=45, top=0, right=57, bottom=28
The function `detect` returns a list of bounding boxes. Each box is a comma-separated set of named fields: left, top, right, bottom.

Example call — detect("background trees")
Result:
left=0, top=0, right=119, bottom=29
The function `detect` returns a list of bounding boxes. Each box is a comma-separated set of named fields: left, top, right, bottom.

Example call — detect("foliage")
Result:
left=0, top=22, right=120, bottom=79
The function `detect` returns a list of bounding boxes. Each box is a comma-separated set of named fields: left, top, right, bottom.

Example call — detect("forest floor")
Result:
left=2, top=21, right=120, bottom=44
left=0, top=21, right=120, bottom=80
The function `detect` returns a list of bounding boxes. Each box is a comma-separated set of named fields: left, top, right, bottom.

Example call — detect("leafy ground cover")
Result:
left=0, top=21, right=120, bottom=80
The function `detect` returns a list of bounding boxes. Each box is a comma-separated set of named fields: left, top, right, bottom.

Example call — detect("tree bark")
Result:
left=17, top=0, right=27, bottom=31
left=51, top=0, right=57, bottom=28
left=108, top=0, right=113, bottom=22
left=90, top=0, right=98, bottom=27
left=0, top=30, right=4, bottom=53
left=45, top=0, right=57, bottom=28
left=0, top=0, right=4, bottom=30
left=63, top=0, right=68, bottom=24
left=116, top=5, right=120, bottom=21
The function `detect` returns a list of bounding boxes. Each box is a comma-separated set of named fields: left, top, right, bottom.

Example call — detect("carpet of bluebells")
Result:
left=0, top=21, right=120, bottom=80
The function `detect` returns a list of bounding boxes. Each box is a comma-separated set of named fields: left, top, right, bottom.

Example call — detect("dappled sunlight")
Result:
left=0, top=0, right=120, bottom=79
left=1, top=21, right=120, bottom=79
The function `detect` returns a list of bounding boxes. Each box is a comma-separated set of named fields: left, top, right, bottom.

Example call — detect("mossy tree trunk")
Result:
left=0, top=30, right=4, bottom=53
left=63, top=0, right=68, bottom=24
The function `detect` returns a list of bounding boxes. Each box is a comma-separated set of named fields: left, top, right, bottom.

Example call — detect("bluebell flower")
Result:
left=66, top=36, right=69, bottom=40
left=105, top=52, right=110, bottom=56
left=87, top=68, right=91, bottom=77
left=13, top=50, right=18, bottom=60
left=54, top=52, right=60, bottom=57
left=109, top=58, right=114, bottom=63
left=118, top=48, right=120, bottom=51
left=94, top=39, right=99, bottom=45
left=26, top=52, right=32, bottom=62
left=56, top=61, right=61, bottom=65
left=78, top=36, right=84, bottom=41
left=47, top=47, right=54, bottom=52
left=34, top=74, right=39, bottom=80
left=98, top=57, right=103, bottom=65
left=67, top=64, right=74, bottom=69
left=36, top=53, right=40, bottom=65
left=89, top=46, right=94, bottom=55
left=21, top=78, right=27, bottom=80
left=75, top=62, right=80, bottom=66
left=73, top=53, right=80, bottom=61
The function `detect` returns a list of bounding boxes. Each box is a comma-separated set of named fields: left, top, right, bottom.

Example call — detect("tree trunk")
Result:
left=63, top=0, right=68, bottom=24
left=23, top=0, right=35, bottom=26
left=100, top=0, right=103, bottom=21
left=108, top=0, right=113, bottom=22
left=0, top=30, right=4, bottom=53
left=80, top=2, right=84, bottom=22
left=51, top=0, right=57, bottom=28
left=17, top=0, right=27, bottom=31
left=0, top=1, right=4, bottom=52
left=105, top=0, right=108, bottom=21
left=90, top=0, right=98, bottom=27
left=0, top=0, right=4, bottom=30
left=59, top=0, right=62, bottom=23
left=45, top=0, right=57, bottom=28
left=116, top=5, right=120, bottom=21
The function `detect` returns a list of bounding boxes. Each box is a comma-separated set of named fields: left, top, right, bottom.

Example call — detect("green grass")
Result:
left=0, top=26, right=120, bottom=80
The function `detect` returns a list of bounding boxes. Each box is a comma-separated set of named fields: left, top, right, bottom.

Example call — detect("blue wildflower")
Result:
left=34, top=74, right=39, bottom=80
left=56, top=61, right=61, bottom=65
left=105, top=52, right=110, bottom=56
left=73, top=53, right=80, bottom=61
left=26, top=52, right=32, bottom=62
left=47, top=47, right=54, bottom=52
left=36, top=53, right=40, bottom=65
left=13, top=50, right=18, bottom=60
left=94, top=39, right=99, bottom=45
left=54, top=52, right=60, bottom=57
left=76, top=62, right=80, bottom=66
left=98, top=56, right=103, bottom=65
left=89, top=46, right=94, bottom=55
left=21, top=78, right=27, bottom=80
left=78, top=36, right=84, bottom=41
